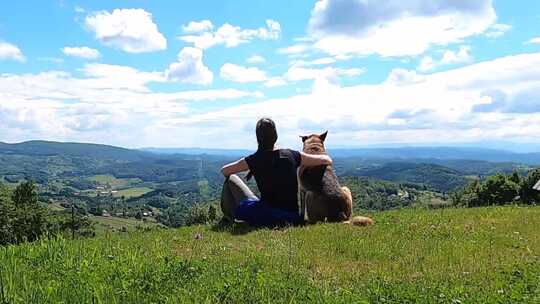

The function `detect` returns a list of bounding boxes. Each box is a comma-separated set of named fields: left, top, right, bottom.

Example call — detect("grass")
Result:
left=112, top=187, right=153, bottom=199
left=87, top=174, right=141, bottom=188
left=1, top=206, right=539, bottom=303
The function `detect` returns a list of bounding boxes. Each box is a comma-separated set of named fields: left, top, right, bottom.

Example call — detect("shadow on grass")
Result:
left=210, top=218, right=261, bottom=235
left=211, top=218, right=302, bottom=235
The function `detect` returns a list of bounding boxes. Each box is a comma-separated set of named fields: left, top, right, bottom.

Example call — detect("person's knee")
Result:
left=227, top=174, right=241, bottom=184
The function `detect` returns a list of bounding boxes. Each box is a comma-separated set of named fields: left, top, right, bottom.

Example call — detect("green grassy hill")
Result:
left=0, top=140, right=149, bottom=161
left=1, top=206, right=539, bottom=303
left=352, top=162, right=468, bottom=192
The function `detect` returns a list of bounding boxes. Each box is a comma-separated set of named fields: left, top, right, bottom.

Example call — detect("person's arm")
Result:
left=221, top=158, right=249, bottom=177
left=300, top=152, right=333, bottom=167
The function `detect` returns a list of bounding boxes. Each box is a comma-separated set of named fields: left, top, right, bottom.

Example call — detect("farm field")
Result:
left=111, top=187, right=153, bottom=199
left=87, top=174, right=142, bottom=188
left=1, top=206, right=539, bottom=303
left=91, top=215, right=163, bottom=234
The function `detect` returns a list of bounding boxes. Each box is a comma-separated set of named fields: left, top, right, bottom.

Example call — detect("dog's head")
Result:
left=300, top=131, right=328, bottom=153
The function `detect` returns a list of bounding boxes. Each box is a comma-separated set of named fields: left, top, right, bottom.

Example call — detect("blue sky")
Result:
left=1, top=0, right=540, bottom=150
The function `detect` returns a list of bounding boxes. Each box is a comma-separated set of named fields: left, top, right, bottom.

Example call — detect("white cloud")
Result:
left=62, top=46, right=101, bottom=59
left=264, top=77, right=287, bottom=88
left=166, top=47, right=213, bottom=85
left=419, top=46, right=472, bottom=71
left=285, top=66, right=365, bottom=81
left=0, top=63, right=260, bottom=146
left=527, top=37, right=540, bottom=44
left=4, top=52, right=540, bottom=148
left=290, top=57, right=336, bottom=67
left=161, top=52, right=540, bottom=148
left=385, top=69, right=425, bottom=85
left=277, top=44, right=311, bottom=55
left=307, top=0, right=496, bottom=57
left=80, top=63, right=165, bottom=91
left=247, top=55, right=266, bottom=64
left=485, top=23, right=512, bottom=38
left=418, top=56, right=435, bottom=72
left=220, top=63, right=267, bottom=83
left=179, top=19, right=281, bottom=49
left=0, top=42, right=25, bottom=62
left=182, top=20, right=214, bottom=33
left=85, top=8, right=167, bottom=53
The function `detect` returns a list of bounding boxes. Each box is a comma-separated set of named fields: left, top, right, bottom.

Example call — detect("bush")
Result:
left=457, top=170, right=540, bottom=207
left=521, top=168, right=540, bottom=204
left=479, top=173, right=519, bottom=205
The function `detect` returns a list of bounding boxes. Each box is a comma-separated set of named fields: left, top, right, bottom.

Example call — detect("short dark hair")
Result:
left=256, top=118, right=277, bottom=151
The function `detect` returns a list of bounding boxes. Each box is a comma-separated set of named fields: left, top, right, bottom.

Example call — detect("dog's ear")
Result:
left=319, top=131, right=328, bottom=142
left=299, top=135, right=309, bottom=143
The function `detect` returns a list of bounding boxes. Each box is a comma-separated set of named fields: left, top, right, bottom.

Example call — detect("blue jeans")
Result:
left=234, top=198, right=304, bottom=228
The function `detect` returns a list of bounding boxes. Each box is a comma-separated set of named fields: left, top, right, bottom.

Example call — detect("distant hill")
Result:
left=0, top=140, right=151, bottom=162
left=0, top=141, right=537, bottom=192
left=328, top=147, right=540, bottom=165
left=143, top=146, right=540, bottom=165
left=342, top=162, right=468, bottom=192
left=142, top=147, right=251, bottom=157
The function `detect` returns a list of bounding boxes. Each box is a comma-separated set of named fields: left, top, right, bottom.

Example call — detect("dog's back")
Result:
left=299, top=132, right=351, bottom=222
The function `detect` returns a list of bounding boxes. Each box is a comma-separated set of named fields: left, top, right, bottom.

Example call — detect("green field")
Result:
left=1, top=206, right=539, bottom=303
left=112, top=187, right=153, bottom=199
left=91, top=215, right=162, bottom=234
left=87, top=174, right=142, bottom=188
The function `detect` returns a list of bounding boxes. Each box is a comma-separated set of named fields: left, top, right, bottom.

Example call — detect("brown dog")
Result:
left=299, top=131, right=374, bottom=226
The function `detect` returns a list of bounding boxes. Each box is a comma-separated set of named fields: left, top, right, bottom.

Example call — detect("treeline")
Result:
left=451, top=168, right=540, bottom=207
left=0, top=181, right=94, bottom=246
left=342, top=176, right=427, bottom=211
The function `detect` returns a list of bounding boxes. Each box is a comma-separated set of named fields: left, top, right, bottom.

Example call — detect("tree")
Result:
left=509, top=171, right=521, bottom=185
left=0, top=183, right=14, bottom=245
left=480, top=174, right=519, bottom=205
left=11, top=181, right=48, bottom=243
left=521, top=168, right=540, bottom=204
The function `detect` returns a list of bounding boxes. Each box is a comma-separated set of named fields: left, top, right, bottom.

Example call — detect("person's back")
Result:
left=245, top=148, right=301, bottom=212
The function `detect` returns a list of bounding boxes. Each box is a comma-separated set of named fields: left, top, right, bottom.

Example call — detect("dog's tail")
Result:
left=341, top=186, right=375, bottom=227
left=344, top=216, right=375, bottom=226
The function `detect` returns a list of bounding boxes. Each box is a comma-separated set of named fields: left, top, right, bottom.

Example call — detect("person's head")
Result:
left=256, top=117, right=278, bottom=151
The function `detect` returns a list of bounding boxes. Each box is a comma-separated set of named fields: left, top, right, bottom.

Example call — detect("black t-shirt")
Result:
left=245, top=149, right=302, bottom=212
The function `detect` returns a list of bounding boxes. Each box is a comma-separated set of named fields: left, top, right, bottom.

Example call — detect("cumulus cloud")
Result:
left=0, top=62, right=261, bottom=145
left=473, top=89, right=540, bottom=114
left=246, top=55, right=266, bottom=64
left=289, top=57, right=337, bottom=67
left=285, top=66, right=365, bottom=81
left=162, top=52, right=540, bottom=148
left=485, top=23, right=512, bottom=38
left=220, top=63, right=267, bottom=83
left=62, top=46, right=101, bottom=59
left=166, top=47, right=213, bottom=85
left=182, top=20, right=214, bottom=33
left=419, top=46, right=472, bottom=71
left=179, top=19, right=281, bottom=49
left=385, top=69, right=425, bottom=85
left=277, top=44, right=312, bottom=56
left=264, top=77, right=288, bottom=88
left=85, top=8, right=167, bottom=53
left=527, top=37, right=540, bottom=44
left=80, top=63, right=165, bottom=91
left=307, top=0, right=496, bottom=57
left=0, top=42, right=25, bottom=62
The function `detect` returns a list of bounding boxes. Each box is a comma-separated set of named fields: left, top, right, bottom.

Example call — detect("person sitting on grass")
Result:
left=220, top=117, right=332, bottom=227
